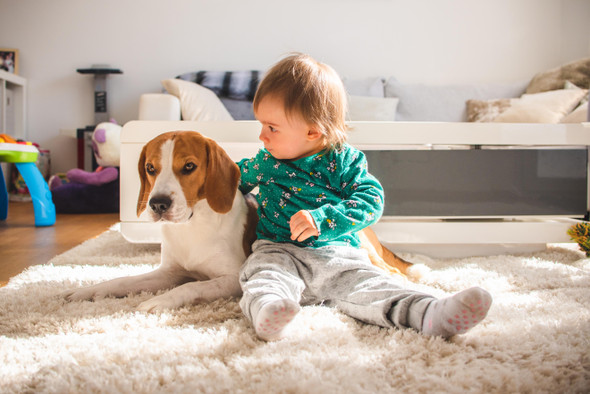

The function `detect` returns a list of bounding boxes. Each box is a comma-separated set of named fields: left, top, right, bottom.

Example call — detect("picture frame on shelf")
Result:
left=0, top=48, right=19, bottom=74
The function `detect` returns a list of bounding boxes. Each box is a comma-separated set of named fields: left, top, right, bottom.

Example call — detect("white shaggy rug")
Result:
left=1, top=224, right=589, bottom=393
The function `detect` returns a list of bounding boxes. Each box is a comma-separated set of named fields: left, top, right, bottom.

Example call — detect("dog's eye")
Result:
left=146, top=163, right=156, bottom=176
left=182, top=162, right=197, bottom=175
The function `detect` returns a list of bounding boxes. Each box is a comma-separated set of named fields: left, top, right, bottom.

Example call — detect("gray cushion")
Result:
left=342, top=77, right=386, bottom=98
left=221, top=98, right=255, bottom=120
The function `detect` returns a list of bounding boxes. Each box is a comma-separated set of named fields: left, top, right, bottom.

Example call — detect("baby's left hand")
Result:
left=290, top=210, right=319, bottom=242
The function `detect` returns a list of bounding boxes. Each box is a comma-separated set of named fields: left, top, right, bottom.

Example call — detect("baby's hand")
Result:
left=290, top=210, right=319, bottom=242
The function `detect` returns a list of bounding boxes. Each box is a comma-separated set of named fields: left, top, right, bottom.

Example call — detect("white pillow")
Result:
left=561, top=101, right=589, bottom=123
left=347, top=95, right=399, bottom=121
left=161, top=79, right=233, bottom=121
left=493, top=88, right=588, bottom=123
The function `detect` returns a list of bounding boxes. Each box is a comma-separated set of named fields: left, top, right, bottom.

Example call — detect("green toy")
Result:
left=0, top=134, right=56, bottom=226
left=0, top=142, right=39, bottom=163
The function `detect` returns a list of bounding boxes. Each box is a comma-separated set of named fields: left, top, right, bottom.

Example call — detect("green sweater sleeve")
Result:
left=308, top=149, right=384, bottom=242
left=237, top=154, right=259, bottom=194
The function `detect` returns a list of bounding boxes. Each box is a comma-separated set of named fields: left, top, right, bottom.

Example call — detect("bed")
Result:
left=119, top=59, right=590, bottom=257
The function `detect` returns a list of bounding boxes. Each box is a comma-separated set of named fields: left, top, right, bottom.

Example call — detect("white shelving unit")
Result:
left=0, top=69, right=27, bottom=139
left=119, top=121, right=590, bottom=257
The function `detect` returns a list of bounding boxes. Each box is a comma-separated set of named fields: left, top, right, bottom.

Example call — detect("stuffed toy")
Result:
left=49, top=120, right=121, bottom=213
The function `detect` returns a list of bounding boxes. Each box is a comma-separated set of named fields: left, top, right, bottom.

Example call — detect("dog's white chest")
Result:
left=159, top=196, right=248, bottom=276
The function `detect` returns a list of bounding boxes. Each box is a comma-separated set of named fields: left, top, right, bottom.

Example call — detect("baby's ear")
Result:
left=307, top=126, right=323, bottom=141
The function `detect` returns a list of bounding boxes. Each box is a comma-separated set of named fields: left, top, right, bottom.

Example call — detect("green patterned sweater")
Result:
left=237, top=144, right=384, bottom=248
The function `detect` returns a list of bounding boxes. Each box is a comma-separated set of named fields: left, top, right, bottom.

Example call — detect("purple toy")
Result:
left=50, top=120, right=121, bottom=213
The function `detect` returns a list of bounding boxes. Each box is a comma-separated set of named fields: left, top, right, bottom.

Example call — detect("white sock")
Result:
left=253, top=299, right=300, bottom=341
left=422, top=287, right=492, bottom=338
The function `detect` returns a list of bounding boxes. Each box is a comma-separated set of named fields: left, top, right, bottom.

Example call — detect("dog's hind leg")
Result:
left=359, top=228, right=412, bottom=275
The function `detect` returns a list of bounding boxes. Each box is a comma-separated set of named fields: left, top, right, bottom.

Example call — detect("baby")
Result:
left=237, top=53, right=492, bottom=341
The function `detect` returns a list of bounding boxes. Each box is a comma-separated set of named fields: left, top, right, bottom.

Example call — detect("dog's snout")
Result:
left=149, top=195, right=172, bottom=214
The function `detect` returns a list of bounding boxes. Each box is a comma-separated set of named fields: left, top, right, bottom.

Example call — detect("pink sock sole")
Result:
left=254, top=299, right=300, bottom=341
left=423, top=287, right=492, bottom=337
left=446, top=296, right=491, bottom=334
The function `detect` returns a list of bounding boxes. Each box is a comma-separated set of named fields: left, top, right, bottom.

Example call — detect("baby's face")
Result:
left=255, top=96, right=324, bottom=161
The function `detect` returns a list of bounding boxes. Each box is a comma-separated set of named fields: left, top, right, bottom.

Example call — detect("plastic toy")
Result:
left=0, top=134, right=56, bottom=226
left=49, top=121, right=121, bottom=213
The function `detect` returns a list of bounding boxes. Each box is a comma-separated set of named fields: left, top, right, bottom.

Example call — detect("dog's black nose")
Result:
left=149, top=195, right=172, bottom=214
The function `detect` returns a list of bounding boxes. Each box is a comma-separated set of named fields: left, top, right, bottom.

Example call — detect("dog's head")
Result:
left=137, top=131, right=240, bottom=222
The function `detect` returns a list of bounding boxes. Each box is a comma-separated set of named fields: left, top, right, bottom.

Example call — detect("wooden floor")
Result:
left=0, top=201, right=119, bottom=286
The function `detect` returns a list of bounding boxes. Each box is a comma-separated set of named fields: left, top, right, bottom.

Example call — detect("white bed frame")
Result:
left=120, top=120, right=590, bottom=257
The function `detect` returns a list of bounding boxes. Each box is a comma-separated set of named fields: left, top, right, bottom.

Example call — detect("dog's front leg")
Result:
left=62, top=266, right=189, bottom=302
left=137, top=274, right=241, bottom=313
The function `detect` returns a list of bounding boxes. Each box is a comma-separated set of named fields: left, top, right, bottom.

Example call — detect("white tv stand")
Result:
left=120, top=121, right=590, bottom=258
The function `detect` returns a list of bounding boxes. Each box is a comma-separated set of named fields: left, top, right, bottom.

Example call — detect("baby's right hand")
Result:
left=289, top=210, right=319, bottom=242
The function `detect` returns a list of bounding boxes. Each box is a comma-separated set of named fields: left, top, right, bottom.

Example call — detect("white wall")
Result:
left=0, top=0, right=589, bottom=173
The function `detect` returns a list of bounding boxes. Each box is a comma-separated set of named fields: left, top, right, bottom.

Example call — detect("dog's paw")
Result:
left=60, top=285, right=108, bottom=302
left=137, top=295, right=182, bottom=313
left=61, top=288, right=91, bottom=302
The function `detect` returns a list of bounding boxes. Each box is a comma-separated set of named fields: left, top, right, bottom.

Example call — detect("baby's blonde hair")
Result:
left=253, top=53, right=348, bottom=150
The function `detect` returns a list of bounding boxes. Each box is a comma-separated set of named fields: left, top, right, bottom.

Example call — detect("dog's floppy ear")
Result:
left=136, top=144, right=150, bottom=217
left=204, top=138, right=240, bottom=214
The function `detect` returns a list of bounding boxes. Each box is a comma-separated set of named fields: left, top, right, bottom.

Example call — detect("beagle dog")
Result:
left=63, top=131, right=412, bottom=312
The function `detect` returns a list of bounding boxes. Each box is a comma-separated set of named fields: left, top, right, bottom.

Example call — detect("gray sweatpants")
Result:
left=239, top=240, right=434, bottom=331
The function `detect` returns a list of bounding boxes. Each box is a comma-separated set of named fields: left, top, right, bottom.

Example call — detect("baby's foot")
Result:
left=422, top=287, right=492, bottom=338
left=254, top=299, right=300, bottom=341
